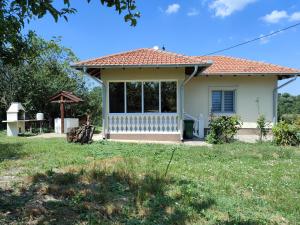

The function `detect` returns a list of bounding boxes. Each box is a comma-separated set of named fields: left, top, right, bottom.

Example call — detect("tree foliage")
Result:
left=278, top=93, right=300, bottom=119
left=0, top=33, right=102, bottom=128
left=272, top=121, right=300, bottom=146
left=0, top=0, right=139, bottom=63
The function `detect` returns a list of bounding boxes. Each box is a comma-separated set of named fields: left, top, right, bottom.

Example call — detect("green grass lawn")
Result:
left=0, top=132, right=300, bottom=225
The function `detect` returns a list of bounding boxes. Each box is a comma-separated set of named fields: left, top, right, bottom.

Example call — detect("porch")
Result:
left=102, top=79, right=205, bottom=141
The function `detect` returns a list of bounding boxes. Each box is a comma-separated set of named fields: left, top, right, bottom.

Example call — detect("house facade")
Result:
left=73, top=48, right=299, bottom=141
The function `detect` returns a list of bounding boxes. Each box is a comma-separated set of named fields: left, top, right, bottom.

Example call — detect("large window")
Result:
left=109, top=82, right=124, bottom=113
left=126, top=82, right=142, bottom=113
left=144, top=82, right=159, bottom=113
left=211, top=90, right=235, bottom=113
left=109, top=81, right=177, bottom=113
left=161, top=82, right=177, bottom=113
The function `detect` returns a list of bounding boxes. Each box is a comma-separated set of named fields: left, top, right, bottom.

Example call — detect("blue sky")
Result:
left=24, top=0, right=300, bottom=94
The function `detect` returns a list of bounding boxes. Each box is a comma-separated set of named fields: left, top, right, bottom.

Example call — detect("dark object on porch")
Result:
left=49, top=91, right=83, bottom=134
left=67, top=125, right=95, bottom=144
left=184, top=119, right=194, bottom=139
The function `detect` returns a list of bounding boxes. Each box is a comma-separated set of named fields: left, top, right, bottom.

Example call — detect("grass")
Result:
left=0, top=131, right=300, bottom=224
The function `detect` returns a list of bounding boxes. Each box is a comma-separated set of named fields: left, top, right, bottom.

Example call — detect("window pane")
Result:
left=127, top=82, right=142, bottom=113
left=224, top=91, right=235, bottom=112
left=212, top=91, right=222, bottom=112
left=161, top=82, right=177, bottom=113
left=109, top=82, right=124, bottom=113
left=144, top=82, right=159, bottom=113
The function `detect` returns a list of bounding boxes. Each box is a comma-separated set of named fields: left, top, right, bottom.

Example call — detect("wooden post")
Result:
left=60, top=96, right=65, bottom=134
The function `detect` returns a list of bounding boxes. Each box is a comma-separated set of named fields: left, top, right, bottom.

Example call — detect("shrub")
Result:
left=281, top=114, right=300, bottom=124
left=206, top=115, right=242, bottom=144
left=257, top=115, right=270, bottom=142
left=272, top=121, right=300, bottom=146
left=295, top=117, right=300, bottom=128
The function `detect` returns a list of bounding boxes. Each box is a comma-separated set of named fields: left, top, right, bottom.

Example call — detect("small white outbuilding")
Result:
left=3, top=102, right=26, bottom=136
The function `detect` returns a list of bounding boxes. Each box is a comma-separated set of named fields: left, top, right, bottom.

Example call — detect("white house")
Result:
left=73, top=48, right=300, bottom=141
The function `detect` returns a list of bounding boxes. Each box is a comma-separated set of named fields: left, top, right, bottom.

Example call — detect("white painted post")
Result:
left=124, top=82, right=127, bottom=113
left=142, top=82, right=144, bottom=113
left=102, top=83, right=107, bottom=138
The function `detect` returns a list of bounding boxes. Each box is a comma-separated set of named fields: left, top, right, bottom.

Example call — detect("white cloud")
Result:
left=187, top=8, right=199, bottom=16
left=209, top=0, right=256, bottom=17
left=259, top=34, right=269, bottom=44
left=165, top=3, right=180, bottom=14
left=153, top=46, right=159, bottom=50
left=262, top=10, right=288, bottom=23
left=289, top=12, right=300, bottom=21
left=259, top=30, right=283, bottom=45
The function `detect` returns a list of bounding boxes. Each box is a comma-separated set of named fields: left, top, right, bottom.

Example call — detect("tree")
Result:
left=0, top=0, right=140, bottom=64
left=74, top=87, right=102, bottom=126
left=278, top=93, right=300, bottom=119
left=0, top=33, right=102, bottom=128
left=256, top=114, right=269, bottom=142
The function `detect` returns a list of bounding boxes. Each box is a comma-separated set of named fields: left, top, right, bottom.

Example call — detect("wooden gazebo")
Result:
left=49, top=91, right=83, bottom=134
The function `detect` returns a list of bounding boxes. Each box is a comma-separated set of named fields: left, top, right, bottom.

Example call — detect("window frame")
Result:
left=210, top=89, right=236, bottom=114
left=108, top=80, right=178, bottom=114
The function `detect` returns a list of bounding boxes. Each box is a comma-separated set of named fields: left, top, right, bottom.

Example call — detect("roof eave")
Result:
left=71, top=62, right=212, bottom=70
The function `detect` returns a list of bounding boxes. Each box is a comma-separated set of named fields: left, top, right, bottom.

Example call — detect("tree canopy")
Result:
left=0, top=0, right=139, bottom=64
left=0, top=33, right=101, bottom=129
left=278, top=93, right=300, bottom=119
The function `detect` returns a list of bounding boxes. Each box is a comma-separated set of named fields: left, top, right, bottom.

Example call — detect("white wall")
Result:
left=7, top=121, right=25, bottom=136
left=185, top=75, right=277, bottom=128
left=55, top=118, right=79, bottom=134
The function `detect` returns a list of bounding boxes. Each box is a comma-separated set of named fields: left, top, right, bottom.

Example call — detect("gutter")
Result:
left=180, top=65, right=199, bottom=141
left=201, top=72, right=300, bottom=76
left=72, top=63, right=211, bottom=70
left=273, top=74, right=298, bottom=124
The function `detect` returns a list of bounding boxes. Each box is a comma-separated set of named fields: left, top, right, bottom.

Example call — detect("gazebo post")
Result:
left=60, top=95, right=65, bottom=134
left=49, top=91, right=83, bottom=134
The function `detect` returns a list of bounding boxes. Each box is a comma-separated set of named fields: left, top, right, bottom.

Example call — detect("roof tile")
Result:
left=75, top=48, right=207, bottom=67
left=74, top=48, right=300, bottom=74
left=193, top=56, right=300, bottom=74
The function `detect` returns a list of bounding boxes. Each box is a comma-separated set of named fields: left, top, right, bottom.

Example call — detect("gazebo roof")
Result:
left=49, top=91, right=83, bottom=104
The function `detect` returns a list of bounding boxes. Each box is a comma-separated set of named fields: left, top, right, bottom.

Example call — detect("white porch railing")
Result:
left=184, top=113, right=204, bottom=138
left=108, top=113, right=180, bottom=133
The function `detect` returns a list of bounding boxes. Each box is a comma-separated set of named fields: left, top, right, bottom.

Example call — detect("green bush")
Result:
left=272, top=121, right=300, bottom=146
left=206, top=115, right=242, bottom=144
left=295, top=117, right=300, bottom=128
left=281, top=114, right=300, bottom=124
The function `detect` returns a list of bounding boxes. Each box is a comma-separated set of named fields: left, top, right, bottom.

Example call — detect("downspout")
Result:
left=273, top=75, right=298, bottom=124
left=180, top=65, right=199, bottom=141
left=83, top=67, right=107, bottom=139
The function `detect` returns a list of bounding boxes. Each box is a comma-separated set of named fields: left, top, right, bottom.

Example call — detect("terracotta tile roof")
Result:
left=193, top=56, right=300, bottom=74
left=74, top=48, right=300, bottom=75
left=74, top=48, right=209, bottom=67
